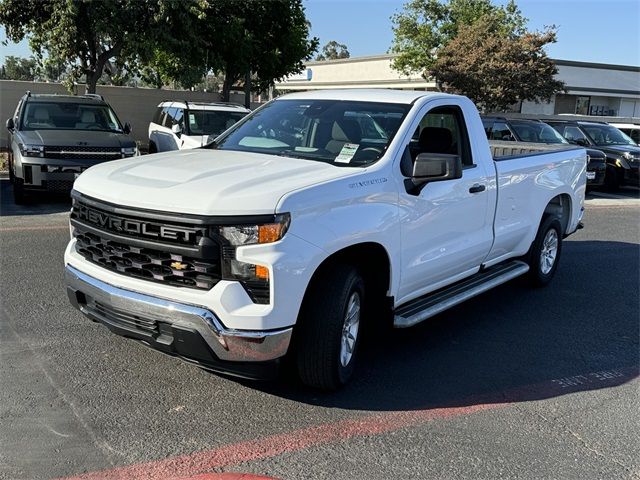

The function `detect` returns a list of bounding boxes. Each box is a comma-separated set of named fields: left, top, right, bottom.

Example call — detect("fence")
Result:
left=0, top=80, right=257, bottom=149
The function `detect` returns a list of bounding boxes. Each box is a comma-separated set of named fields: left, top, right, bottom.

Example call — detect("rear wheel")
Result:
left=524, top=215, right=563, bottom=287
left=295, top=264, right=365, bottom=390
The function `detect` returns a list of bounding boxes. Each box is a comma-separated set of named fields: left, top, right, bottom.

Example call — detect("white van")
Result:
left=609, top=123, right=640, bottom=145
left=148, top=101, right=250, bottom=153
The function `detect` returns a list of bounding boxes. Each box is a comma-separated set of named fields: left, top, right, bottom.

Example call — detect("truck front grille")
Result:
left=71, top=195, right=222, bottom=291
left=74, top=228, right=220, bottom=290
left=45, top=146, right=122, bottom=160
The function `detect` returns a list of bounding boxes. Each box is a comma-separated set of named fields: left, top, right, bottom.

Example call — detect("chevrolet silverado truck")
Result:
left=64, top=90, right=586, bottom=390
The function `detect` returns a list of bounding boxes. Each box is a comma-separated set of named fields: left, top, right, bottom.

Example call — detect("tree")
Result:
left=193, top=0, right=318, bottom=101
left=390, top=0, right=526, bottom=77
left=316, top=40, right=350, bottom=61
left=431, top=16, right=565, bottom=111
left=0, top=0, right=202, bottom=93
left=0, top=55, right=37, bottom=80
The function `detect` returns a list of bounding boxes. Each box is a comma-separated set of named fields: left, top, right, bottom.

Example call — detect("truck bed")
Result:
left=489, top=140, right=579, bottom=160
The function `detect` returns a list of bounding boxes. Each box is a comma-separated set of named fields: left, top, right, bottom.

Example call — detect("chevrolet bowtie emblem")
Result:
left=170, top=261, right=188, bottom=270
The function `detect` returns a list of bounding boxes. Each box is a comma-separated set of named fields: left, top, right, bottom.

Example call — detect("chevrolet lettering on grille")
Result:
left=75, top=204, right=199, bottom=243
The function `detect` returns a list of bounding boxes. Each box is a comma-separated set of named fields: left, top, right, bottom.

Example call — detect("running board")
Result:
left=393, top=260, right=529, bottom=328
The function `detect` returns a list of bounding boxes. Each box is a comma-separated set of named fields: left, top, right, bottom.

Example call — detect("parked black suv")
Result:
left=482, top=116, right=607, bottom=188
left=545, top=120, right=640, bottom=190
left=5, top=92, right=137, bottom=204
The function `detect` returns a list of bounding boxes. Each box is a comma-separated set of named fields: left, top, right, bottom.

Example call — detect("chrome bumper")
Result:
left=64, top=265, right=292, bottom=363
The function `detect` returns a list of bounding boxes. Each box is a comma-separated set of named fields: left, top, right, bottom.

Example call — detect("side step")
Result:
left=394, top=260, right=529, bottom=328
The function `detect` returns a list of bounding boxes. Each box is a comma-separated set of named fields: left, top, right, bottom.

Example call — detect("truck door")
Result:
left=396, top=103, right=495, bottom=304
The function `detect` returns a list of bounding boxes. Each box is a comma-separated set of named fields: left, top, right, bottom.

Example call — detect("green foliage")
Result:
left=316, top=41, right=350, bottom=61
left=390, top=0, right=526, bottom=77
left=0, top=0, right=205, bottom=93
left=0, top=0, right=317, bottom=98
left=0, top=55, right=37, bottom=80
left=194, top=0, right=319, bottom=100
left=431, top=16, right=565, bottom=111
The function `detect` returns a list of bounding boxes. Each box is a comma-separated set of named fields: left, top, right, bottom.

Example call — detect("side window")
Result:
left=563, top=126, right=587, bottom=143
left=163, top=107, right=177, bottom=128
left=173, top=107, right=184, bottom=127
left=481, top=119, right=493, bottom=138
left=490, top=122, right=514, bottom=141
left=410, top=105, right=473, bottom=167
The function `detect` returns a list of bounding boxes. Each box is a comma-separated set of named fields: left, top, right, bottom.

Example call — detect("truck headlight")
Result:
left=217, top=214, right=290, bottom=304
left=623, top=152, right=634, bottom=161
left=121, top=146, right=138, bottom=157
left=19, top=144, right=44, bottom=157
left=219, top=214, right=290, bottom=246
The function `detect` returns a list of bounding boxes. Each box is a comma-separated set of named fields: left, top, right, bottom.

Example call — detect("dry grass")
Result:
left=0, top=152, right=7, bottom=172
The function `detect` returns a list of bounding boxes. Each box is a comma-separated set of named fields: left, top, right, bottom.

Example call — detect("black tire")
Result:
left=524, top=215, right=563, bottom=287
left=148, top=141, right=157, bottom=154
left=12, top=177, right=27, bottom=205
left=604, top=164, right=620, bottom=192
left=295, top=264, right=365, bottom=390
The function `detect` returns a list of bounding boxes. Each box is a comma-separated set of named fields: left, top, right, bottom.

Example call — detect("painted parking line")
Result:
left=0, top=225, right=69, bottom=233
left=58, top=366, right=637, bottom=480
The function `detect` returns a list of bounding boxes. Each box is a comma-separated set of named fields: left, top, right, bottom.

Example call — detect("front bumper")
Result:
left=623, top=164, right=640, bottom=185
left=65, top=265, right=292, bottom=379
left=586, top=160, right=606, bottom=187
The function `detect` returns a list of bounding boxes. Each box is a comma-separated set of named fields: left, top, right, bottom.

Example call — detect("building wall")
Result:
left=1, top=80, right=252, bottom=149
left=520, top=99, right=555, bottom=115
left=278, top=54, right=435, bottom=90
left=277, top=55, right=640, bottom=121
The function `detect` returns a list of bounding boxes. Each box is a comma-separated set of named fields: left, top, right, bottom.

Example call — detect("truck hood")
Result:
left=73, top=148, right=360, bottom=215
left=17, top=129, right=135, bottom=148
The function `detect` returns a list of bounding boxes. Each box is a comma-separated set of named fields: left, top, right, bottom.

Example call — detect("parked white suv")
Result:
left=148, top=101, right=250, bottom=152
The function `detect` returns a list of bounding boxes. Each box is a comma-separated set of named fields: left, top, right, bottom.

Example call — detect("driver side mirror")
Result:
left=6, top=118, right=14, bottom=131
left=123, top=122, right=131, bottom=135
left=406, top=152, right=463, bottom=195
left=171, top=123, right=182, bottom=138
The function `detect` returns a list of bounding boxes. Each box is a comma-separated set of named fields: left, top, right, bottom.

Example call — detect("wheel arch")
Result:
left=298, top=241, right=394, bottom=325
left=542, top=193, right=572, bottom=235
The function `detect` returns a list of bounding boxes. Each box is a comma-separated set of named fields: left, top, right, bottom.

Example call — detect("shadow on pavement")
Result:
left=586, top=185, right=640, bottom=200
left=252, top=239, right=639, bottom=411
left=0, top=177, right=71, bottom=217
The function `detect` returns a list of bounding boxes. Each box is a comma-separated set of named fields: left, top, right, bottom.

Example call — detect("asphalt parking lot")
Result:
left=1, top=178, right=639, bottom=480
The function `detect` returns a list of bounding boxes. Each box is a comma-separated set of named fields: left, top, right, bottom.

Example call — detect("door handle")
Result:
left=469, top=184, right=486, bottom=193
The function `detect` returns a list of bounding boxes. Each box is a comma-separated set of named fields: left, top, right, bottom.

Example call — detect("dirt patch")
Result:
left=0, top=152, right=8, bottom=172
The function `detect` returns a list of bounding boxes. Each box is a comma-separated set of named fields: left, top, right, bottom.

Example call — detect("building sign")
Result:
left=283, top=69, right=312, bottom=82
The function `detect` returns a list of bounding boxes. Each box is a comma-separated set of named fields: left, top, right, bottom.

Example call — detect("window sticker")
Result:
left=335, top=143, right=359, bottom=163
left=189, top=113, right=196, bottom=125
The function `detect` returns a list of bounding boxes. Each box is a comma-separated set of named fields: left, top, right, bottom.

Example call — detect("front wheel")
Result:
left=295, top=264, right=365, bottom=390
left=524, top=215, right=563, bottom=287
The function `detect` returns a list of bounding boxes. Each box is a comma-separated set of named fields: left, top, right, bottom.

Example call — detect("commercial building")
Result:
left=276, top=54, right=640, bottom=118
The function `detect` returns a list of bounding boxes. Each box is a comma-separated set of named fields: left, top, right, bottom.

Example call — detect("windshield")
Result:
left=187, top=109, right=248, bottom=136
left=20, top=102, right=122, bottom=132
left=581, top=124, right=636, bottom=146
left=510, top=121, right=568, bottom=144
left=213, top=99, right=410, bottom=166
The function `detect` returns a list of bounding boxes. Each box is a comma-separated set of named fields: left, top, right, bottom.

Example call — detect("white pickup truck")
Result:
left=64, top=90, right=586, bottom=389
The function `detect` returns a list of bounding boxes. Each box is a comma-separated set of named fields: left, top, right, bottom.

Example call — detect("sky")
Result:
left=1, top=0, right=639, bottom=66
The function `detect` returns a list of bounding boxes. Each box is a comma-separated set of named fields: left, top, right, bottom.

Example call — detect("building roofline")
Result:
left=305, top=53, right=640, bottom=72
